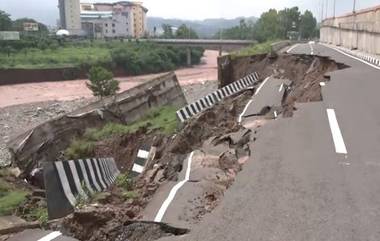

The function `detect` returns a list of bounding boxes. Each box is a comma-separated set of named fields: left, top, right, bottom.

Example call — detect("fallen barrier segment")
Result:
left=130, top=145, right=152, bottom=177
left=44, top=158, right=119, bottom=219
left=176, top=72, right=260, bottom=122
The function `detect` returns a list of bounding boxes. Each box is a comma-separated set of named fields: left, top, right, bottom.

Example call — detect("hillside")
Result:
left=147, top=16, right=257, bottom=38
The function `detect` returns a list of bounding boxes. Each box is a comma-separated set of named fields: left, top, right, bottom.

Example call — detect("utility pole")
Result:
left=321, top=0, right=324, bottom=22
left=333, top=0, right=336, bottom=18
left=353, top=0, right=356, bottom=13
left=325, top=0, right=329, bottom=19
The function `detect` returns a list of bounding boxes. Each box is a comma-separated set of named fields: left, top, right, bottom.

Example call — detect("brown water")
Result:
left=0, top=50, right=219, bottom=108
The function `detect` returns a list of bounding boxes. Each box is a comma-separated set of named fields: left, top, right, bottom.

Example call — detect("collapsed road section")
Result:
left=1, top=49, right=350, bottom=241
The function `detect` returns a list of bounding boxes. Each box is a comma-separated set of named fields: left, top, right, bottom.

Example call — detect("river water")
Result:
left=0, top=50, right=219, bottom=108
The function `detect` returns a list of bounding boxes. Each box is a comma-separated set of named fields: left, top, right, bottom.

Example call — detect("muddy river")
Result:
left=0, top=50, right=219, bottom=108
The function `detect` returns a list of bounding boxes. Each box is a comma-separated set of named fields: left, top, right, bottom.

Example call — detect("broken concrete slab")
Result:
left=243, top=77, right=290, bottom=117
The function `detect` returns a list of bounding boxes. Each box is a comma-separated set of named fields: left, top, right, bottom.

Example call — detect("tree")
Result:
left=253, top=9, right=280, bottom=42
left=300, top=10, right=317, bottom=39
left=161, top=24, right=174, bottom=38
left=277, top=7, right=301, bottom=39
left=175, top=24, right=198, bottom=39
left=86, top=66, right=120, bottom=99
left=12, top=18, right=48, bottom=34
left=0, top=10, right=12, bottom=31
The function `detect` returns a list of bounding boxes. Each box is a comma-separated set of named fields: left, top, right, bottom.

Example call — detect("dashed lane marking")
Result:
left=326, top=109, right=348, bottom=154
left=154, top=151, right=194, bottom=222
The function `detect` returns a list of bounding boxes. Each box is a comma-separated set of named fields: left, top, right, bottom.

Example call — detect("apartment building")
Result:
left=80, top=1, right=148, bottom=38
left=58, top=0, right=82, bottom=35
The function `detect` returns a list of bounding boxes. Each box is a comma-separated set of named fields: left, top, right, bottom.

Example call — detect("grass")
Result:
left=25, top=207, right=49, bottom=225
left=0, top=46, right=111, bottom=69
left=65, top=106, right=178, bottom=159
left=0, top=179, right=27, bottom=216
left=115, top=173, right=133, bottom=191
left=232, top=39, right=282, bottom=58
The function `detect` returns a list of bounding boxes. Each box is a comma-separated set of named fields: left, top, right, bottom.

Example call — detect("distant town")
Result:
left=58, top=0, right=148, bottom=38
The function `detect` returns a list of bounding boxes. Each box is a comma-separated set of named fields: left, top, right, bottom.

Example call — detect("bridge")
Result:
left=144, top=39, right=256, bottom=65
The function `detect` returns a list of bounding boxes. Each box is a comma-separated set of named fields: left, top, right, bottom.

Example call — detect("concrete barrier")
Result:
left=7, top=72, right=187, bottom=178
left=176, top=72, right=259, bottom=123
left=44, top=158, right=119, bottom=219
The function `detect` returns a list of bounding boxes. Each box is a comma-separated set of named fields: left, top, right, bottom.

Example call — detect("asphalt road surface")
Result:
left=158, top=43, right=380, bottom=241
left=7, top=229, right=77, bottom=241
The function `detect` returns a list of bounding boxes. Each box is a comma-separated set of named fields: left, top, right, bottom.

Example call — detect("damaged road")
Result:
left=155, top=43, right=380, bottom=241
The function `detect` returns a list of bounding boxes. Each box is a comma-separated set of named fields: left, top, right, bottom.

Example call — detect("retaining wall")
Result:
left=7, top=72, right=187, bottom=175
left=320, top=5, right=380, bottom=55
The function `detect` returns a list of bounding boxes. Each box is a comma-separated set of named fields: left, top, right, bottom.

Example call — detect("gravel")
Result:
left=0, top=80, right=217, bottom=168
left=0, top=98, right=93, bottom=167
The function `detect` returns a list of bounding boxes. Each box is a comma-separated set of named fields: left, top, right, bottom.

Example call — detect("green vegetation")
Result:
left=0, top=41, right=204, bottom=70
left=87, top=66, right=120, bottom=98
left=161, top=24, right=199, bottom=39
left=0, top=179, right=27, bottom=215
left=232, top=40, right=280, bottom=57
left=216, top=7, right=318, bottom=42
left=26, top=207, right=48, bottom=225
left=115, top=174, right=133, bottom=191
left=65, top=106, right=178, bottom=159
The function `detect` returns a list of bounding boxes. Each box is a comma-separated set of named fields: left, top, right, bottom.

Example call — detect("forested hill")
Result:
left=147, top=16, right=257, bottom=38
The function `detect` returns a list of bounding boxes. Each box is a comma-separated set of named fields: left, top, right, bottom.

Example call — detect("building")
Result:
left=58, top=0, right=82, bottom=35
left=80, top=1, right=148, bottom=39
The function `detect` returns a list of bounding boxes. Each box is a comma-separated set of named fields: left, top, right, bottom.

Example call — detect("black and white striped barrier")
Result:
left=44, top=158, right=120, bottom=219
left=176, top=72, right=260, bottom=122
left=130, top=145, right=151, bottom=177
left=329, top=45, right=380, bottom=67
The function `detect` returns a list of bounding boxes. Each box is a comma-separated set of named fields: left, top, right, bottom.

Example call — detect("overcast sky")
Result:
left=0, top=0, right=379, bottom=26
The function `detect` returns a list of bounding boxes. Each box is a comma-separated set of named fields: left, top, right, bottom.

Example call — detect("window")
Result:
left=112, top=23, right=115, bottom=27
left=105, top=23, right=108, bottom=27
left=112, top=29, right=115, bottom=33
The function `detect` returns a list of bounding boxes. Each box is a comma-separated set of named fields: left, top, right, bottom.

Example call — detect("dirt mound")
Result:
left=62, top=206, right=188, bottom=241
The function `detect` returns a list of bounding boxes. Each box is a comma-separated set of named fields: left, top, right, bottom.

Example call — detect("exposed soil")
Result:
left=223, top=53, right=349, bottom=116
left=59, top=88, right=256, bottom=241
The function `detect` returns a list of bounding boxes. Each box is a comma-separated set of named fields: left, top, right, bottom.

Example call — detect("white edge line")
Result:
left=326, top=109, right=348, bottom=154
left=238, top=99, right=253, bottom=123
left=254, top=77, right=270, bottom=95
left=38, top=231, right=62, bottom=241
left=286, top=43, right=300, bottom=54
left=279, top=83, right=284, bottom=92
left=323, top=44, right=380, bottom=70
left=238, top=77, right=270, bottom=123
left=154, top=151, right=194, bottom=222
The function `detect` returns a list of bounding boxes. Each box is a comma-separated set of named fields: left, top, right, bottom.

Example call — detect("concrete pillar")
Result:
left=186, top=47, right=192, bottom=66
left=219, top=46, right=223, bottom=56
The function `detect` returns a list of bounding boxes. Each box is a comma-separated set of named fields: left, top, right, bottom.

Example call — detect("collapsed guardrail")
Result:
left=176, top=72, right=260, bottom=122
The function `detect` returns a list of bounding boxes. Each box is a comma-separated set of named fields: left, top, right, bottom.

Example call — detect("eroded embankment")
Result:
left=220, top=53, right=349, bottom=116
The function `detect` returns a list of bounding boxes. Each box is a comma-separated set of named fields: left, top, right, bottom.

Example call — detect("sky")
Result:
left=0, top=0, right=379, bottom=26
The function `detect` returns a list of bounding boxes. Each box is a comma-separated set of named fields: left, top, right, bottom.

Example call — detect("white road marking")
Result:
left=279, top=83, right=284, bottom=92
left=323, top=44, right=380, bottom=70
left=238, top=100, right=253, bottom=123
left=326, top=109, right=348, bottom=154
left=132, top=163, right=144, bottom=173
left=320, top=82, right=326, bottom=87
left=254, top=77, right=270, bottom=95
left=309, top=43, right=314, bottom=55
left=238, top=77, right=270, bottom=123
left=38, top=231, right=62, bottom=241
left=154, top=151, right=194, bottom=222
left=286, top=44, right=300, bottom=54
left=274, top=111, right=278, bottom=118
